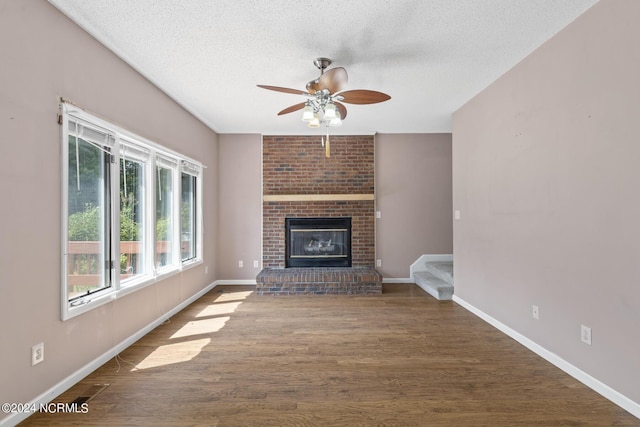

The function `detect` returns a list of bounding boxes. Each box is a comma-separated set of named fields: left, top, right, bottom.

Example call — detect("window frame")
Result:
left=64, top=119, right=115, bottom=304
left=179, top=163, right=202, bottom=266
left=61, top=103, right=203, bottom=320
left=118, top=137, right=152, bottom=287
left=154, top=155, right=180, bottom=274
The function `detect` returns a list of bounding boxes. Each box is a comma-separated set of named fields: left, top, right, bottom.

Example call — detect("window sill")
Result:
left=62, top=260, right=202, bottom=321
left=64, top=291, right=116, bottom=321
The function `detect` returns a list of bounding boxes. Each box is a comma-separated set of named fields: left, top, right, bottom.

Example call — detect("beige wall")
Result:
left=0, top=1, right=217, bottom=417
left=375, top=134, right=453, bottom=278
left=217, top=134, right=262, bottom=279
left=215, top=133, right=454, bottom=279
left=453, top=0, right=640, bottom=405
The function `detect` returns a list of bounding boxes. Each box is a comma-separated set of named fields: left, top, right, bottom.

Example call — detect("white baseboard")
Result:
left=1, top=281, right=219, bottom=427
left=382, top=277, right=414, bottom=283
left=213, top=279, right=257, bottom=285
left=215, top=278, right=418, bottom=285
left=453, top=295, right=640, bottom=419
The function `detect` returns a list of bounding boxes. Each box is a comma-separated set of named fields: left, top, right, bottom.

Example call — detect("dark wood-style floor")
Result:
left=21, top=284, right=638, bottom=426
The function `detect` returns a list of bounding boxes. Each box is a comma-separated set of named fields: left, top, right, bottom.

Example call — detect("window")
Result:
left=119, top=140, right=150, bottom=284
left=181, top=169, right=197, bottom=262
left=61, top=103, right=203, bottom=320
left=65, top=119, right=114, bottom=303
left=155, top=156, right=177, bottom=271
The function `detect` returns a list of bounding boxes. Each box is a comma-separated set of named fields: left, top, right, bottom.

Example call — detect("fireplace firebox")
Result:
left=285, top=217, right=351, bottom=268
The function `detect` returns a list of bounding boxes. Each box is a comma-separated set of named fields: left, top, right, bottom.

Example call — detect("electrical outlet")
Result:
left=581, top=325, right=592, bottom=345
left=376, top=211, right=381, bottom=219
left=253, top=260, right=259, bottom=268
left=32, top=342, right=44, bottom=366
left=376, top=259, right=382, bottom=267
left=454, top=210, right=461, bottom=220
left=204, top=265, right=208, bottom=274
left=532, top=305, right=539, bottom=320
left=238, top=260, right=243, bottom=268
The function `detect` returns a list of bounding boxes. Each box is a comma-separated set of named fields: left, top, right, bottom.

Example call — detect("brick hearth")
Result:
left=256, top=267, right=382, bottom=295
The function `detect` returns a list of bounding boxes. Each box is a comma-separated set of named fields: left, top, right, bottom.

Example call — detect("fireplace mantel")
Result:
left=263, top=194, right=374, bottom=202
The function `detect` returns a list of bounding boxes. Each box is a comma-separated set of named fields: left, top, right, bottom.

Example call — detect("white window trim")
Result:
left=60, top=103, right=203, bottom=321
left=180, top=160, right=204, bottom=266
left=154, top=154, right=182, bottom=276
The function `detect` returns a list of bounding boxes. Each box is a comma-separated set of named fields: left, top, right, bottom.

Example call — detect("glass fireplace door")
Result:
left=285, top=217, right=351, bottom=267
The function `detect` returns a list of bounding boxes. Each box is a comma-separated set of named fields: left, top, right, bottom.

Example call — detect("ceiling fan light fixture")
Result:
left=323, top=102, right=337, bottom=120
left=328, top=110, right=342, bottom=127
left=301, top=102, right=314, bottom=121
left=329, top=116, right=342, bottom=127
left=308, top=113, right=320, bottom=128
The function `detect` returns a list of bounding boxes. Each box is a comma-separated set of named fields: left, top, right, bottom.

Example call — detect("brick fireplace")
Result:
left=257, top=135, right=381, bottom=295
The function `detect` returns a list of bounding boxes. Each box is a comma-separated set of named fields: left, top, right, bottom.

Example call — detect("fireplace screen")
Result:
left=285, top=217, right=351, bottom=267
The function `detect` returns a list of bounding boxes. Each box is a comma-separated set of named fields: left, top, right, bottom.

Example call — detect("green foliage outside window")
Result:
left=68, top=204, right=101, bottom=241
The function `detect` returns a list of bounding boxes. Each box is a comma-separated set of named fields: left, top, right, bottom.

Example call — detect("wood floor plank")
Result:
left=19, top=284, right=639, bottom=426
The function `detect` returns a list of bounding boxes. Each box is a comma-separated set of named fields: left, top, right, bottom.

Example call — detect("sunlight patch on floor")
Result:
left=196, top=301, right=242, bottom=317
left=133, top=338, right=210, bottom=370
left=170, top=317, right=230, bottom=339
left=213, top=290, right=253, bottom=302
left=127, top=289, right=252, bottom=371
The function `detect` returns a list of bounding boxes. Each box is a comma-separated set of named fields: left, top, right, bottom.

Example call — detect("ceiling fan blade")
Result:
left=257, top=85, right=307, bottom=95
left=318, top=67, right=348, bottom=94
left=338, top=90, right=391, bottom=105
left=277, top=102, right=306, bottom=116
left=335, top=102, right=348, bottom=120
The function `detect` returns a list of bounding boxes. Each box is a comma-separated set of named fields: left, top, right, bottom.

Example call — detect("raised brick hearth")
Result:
left=256, top=267, right=382, bottom=295
left=259, top=135, right=379, bottom=295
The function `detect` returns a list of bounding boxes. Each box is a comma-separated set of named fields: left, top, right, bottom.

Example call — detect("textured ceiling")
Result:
left=48, top=0, right=598, bottom=135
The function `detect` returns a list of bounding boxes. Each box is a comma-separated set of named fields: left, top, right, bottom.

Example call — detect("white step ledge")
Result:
left=414, top=271, right=454, bottom=300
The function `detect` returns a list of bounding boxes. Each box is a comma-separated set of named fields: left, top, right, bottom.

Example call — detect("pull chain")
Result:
left=325, top=132, right=330, bottom=158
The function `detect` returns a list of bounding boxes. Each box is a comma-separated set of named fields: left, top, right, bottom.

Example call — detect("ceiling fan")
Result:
left=257, top=57, right=391, bottom=129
